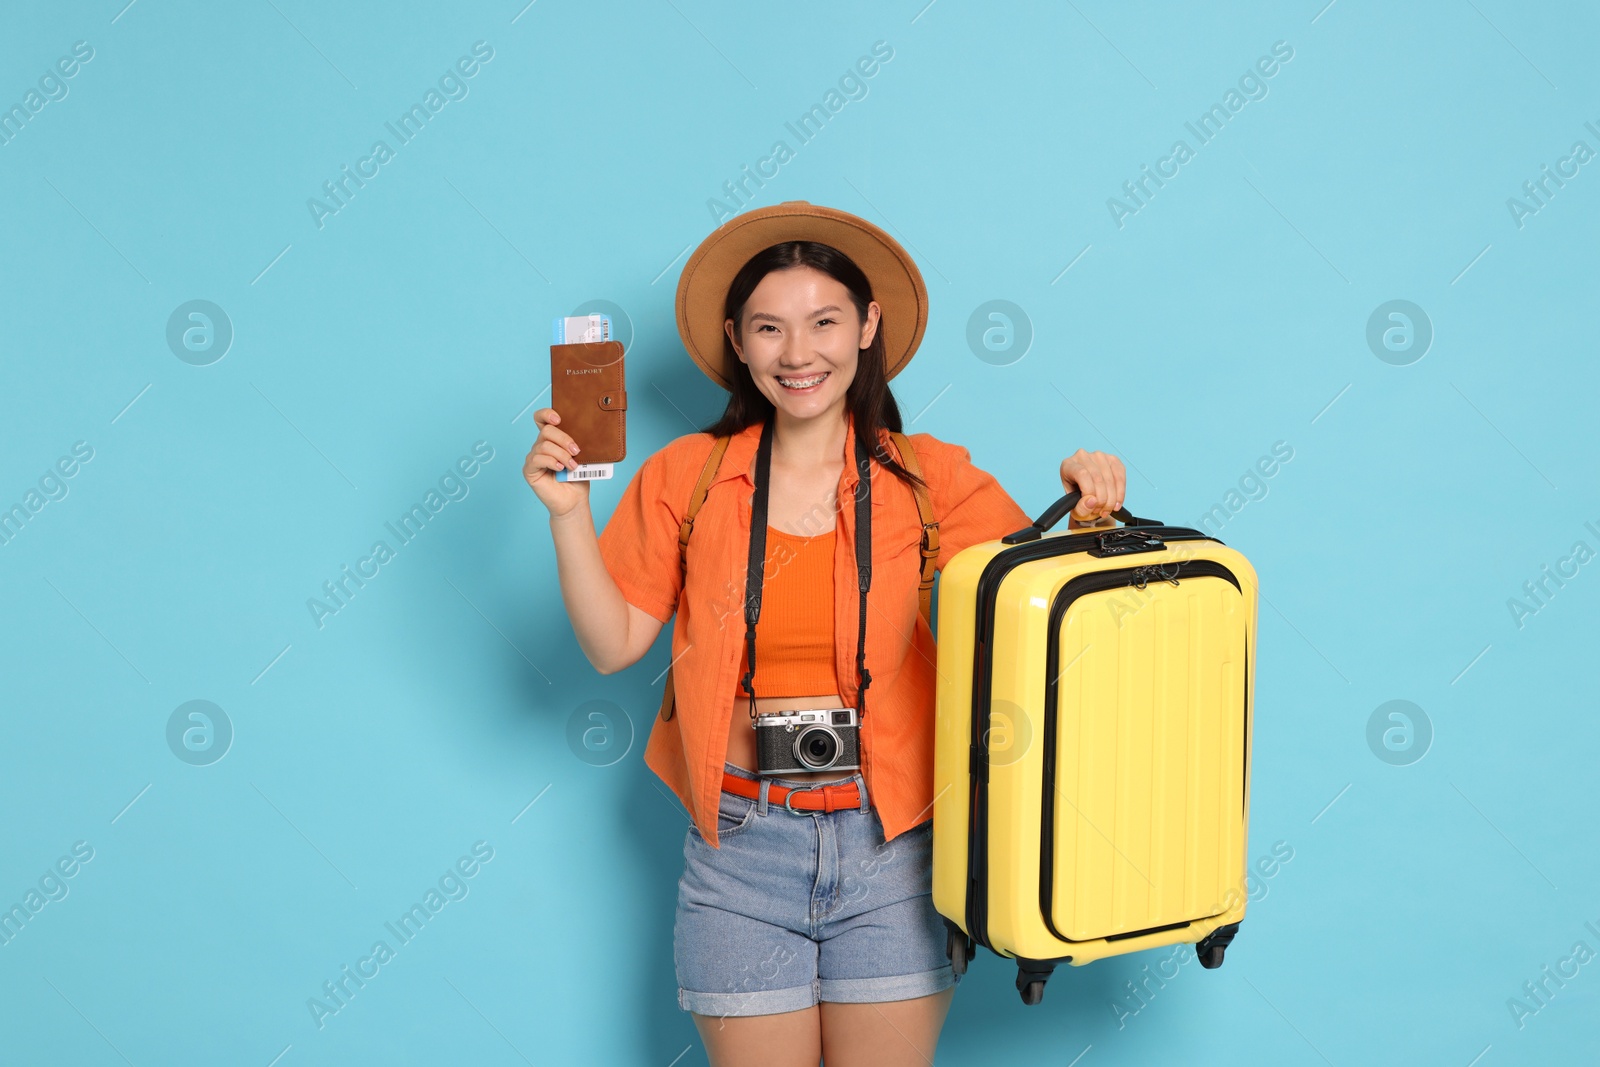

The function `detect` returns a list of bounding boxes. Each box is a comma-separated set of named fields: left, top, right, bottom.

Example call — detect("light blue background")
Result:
left=2, top=0, right=1596, bottom=1063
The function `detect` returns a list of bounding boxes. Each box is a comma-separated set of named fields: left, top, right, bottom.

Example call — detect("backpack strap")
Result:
left=888, top=431, right=939, bottom=629
left=660, top=435, right=733, bottom=721
left=677, top=434, right=732, bottom=568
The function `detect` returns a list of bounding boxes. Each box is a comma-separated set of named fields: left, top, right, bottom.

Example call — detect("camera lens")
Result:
left=794, top=726, right=840, bottom=769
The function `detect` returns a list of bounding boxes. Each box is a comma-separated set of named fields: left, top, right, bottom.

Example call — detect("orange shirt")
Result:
left=738, top=525, right=837, bottom=697
left=595, top=411, right=1033, bottom=848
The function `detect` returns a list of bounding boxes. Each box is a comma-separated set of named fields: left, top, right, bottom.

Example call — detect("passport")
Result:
left=550, top=315, right=625, bottom=480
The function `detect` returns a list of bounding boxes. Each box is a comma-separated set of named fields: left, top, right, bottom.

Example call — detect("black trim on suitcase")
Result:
left=962, top=526, right=1217, bottom=952
left=1035, top=559, right=1245, bottom=946
left=1105, top=918, right=1193, bottom=941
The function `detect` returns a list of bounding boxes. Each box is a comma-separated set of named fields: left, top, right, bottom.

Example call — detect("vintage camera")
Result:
left=754, top=708, right=860, bottom=775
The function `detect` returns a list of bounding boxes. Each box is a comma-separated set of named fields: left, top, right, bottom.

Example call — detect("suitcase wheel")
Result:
left=1014, top=960, right=1058, bottom=1006
left=1195, top=921, right=1240, bottom=969
left=946, top=928, right=975, bottom=976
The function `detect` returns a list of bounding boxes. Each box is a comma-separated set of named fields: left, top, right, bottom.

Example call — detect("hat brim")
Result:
left=675, top=201, right=929, bottom=392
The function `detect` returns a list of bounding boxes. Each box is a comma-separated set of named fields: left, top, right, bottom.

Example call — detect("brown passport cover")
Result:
left=550, top=340, right=627, bottom=463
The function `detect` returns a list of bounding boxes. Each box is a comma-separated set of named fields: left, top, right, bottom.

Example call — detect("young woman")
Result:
left=524, top=202, right=1126, bottom=1067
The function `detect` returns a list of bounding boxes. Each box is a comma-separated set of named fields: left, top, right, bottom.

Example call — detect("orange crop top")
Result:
left=734, top=523, right=837, bottom=697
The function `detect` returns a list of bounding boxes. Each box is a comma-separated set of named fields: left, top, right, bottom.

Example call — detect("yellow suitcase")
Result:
left=932, top=491, right=1258, bottom=1005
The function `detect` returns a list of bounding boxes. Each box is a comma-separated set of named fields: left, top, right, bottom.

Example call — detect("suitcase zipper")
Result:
left=1035, top=559, right=1245, bottom=945
left=963, top=527, right=1215, bottom=950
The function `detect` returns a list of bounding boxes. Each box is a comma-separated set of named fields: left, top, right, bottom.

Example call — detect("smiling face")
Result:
left=725, top=265, right=881, bottom=423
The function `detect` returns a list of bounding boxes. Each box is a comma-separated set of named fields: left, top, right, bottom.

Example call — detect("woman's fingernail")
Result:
left=568, top=443, right=580, bottom=454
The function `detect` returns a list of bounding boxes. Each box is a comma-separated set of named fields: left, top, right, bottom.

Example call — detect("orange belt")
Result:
left=721, top=770, right=864, bottom=813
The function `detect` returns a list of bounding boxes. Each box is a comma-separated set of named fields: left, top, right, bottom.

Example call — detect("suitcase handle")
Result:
left=1002, top=491, right=1161, bottom=544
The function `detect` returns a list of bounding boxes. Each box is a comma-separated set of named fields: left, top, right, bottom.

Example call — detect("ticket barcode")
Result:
left=556, top=464, right=614, bottom=482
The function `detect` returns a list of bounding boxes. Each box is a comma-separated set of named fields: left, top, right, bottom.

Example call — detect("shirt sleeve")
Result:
left=908, top=433, right=1035, bottom=571
left=595, top=444, right=686, bottom=624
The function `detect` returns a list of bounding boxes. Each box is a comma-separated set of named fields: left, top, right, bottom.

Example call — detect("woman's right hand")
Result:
left=523, top=408, right=591, bottom=517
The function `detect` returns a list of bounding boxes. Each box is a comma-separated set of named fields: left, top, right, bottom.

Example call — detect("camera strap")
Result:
left=740, top=416, right=873, bottom=725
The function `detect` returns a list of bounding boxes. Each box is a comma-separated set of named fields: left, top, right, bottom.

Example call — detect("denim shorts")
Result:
left=673, top=761, right=959, bottom=1016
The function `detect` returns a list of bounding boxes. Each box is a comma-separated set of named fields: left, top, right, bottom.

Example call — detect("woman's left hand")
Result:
left=1060, top=449, right=1126, bottom=523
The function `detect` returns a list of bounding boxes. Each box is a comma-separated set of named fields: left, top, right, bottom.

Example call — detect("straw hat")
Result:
left=674, top=200, right=929, bottom=391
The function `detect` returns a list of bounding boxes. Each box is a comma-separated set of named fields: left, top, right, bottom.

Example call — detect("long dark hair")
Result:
left=699, top=240, right=927, bottom=494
